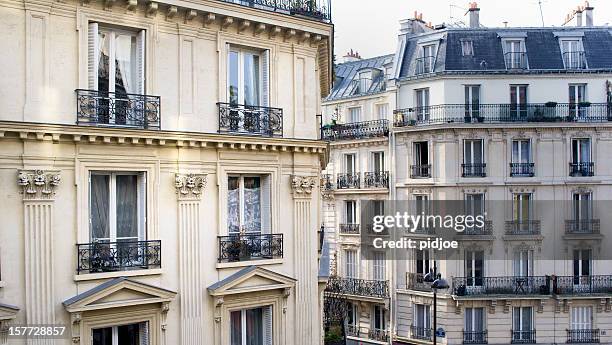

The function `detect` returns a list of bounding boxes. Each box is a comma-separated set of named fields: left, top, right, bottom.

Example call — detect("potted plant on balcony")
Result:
left=545, top=101, right=557, bottom=108
left=455, top=284, right=467, bottom=296
left=579, top=101, right=592, bottom=108
left=477, top=115, right=485, bottom=123
left=226, top=234, right=246, bottom=262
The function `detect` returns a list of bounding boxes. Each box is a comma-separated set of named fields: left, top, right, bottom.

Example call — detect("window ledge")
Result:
left=0, top=281, right=5, bottom=288
left=74, top=268, right=163, bottom=282
left=216, top=258, right=283, bottom=269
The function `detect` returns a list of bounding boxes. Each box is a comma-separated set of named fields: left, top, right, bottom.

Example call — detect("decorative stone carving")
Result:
left=489, top=300, right=497, bottom=314
left=321, top=190, right=334, bottom=201
left=174, top=173, right=207, bottom=200
left=17, top=170, right=61, bottom=199
left=291, top=175, right=317, bottom=198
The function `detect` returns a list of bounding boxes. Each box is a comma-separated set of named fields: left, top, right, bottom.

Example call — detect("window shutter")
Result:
left=139, top=321, right=149, bottom=345
left=261, top=49, right=270, bottom=107
left=88, top=22, right=99, bottom=90
left=138, top=173, right=147, bottom=240
left=136, top=30, right=146, bottom=94
left=263, top=306, right=273, bottom=345
left=260, top=175, right=271, bottom=234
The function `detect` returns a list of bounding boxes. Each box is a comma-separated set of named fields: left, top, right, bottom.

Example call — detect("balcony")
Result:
left=553, top=275, right=612, bottom=295
left=459, top=220, right=494, bottom=237
left=410, top=326, right=433, bottom=341
left=345, top=326, right=389, bottom=342
left=565, top=219, right=600, bottom=234
left=217, top=102, right=283, bottom=137
left=219, top=0, right=331, bottom=22
left=569, top=162, right=594, bottom=177
left=411, top=164, right=432, bottom=178
left=510, top=163, right=535, bottom=177
left=511, top=330, right=536, bottom=344
left=325, top=276, right=389, bottom=298
left=505, top=220, right=541, bottom=235
left=462, top=163, right=487, bottom=177
left=339, top=223, right=360, bottom=235
left=394, top=103, right=611, bottom=127
left=464, top=331, right=488, bottom=344
left=321, top=119, right=389, bottom=141
left=363, top=171, right=389, bottom=189
left=566, top=329, right=600, bottom=343
left=563, top=51, right=587, bottom=70
left=336, top=173, right=360, bottom=189
left=76, top=240, right=161, bottom=274
left=217, top=233, right=283, bottom=262
left=415, top=56, right=435, bottom=74
left=504, top=52, right=528, bottom=69
left=76, top=89, right=161, bottom=130
left=406, top=272, right=433, bottom=292
left=453, top=276, right=551, bottom=296
left=320, top=174, right=334, bottom=191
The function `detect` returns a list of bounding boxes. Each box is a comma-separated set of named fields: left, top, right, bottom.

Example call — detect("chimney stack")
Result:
left=468, top=2, right=480, bottom=28
left=342, top=49, right=362, bottom=63
left=584, top=1, right=594, bottom=26
left=575, top=6, right=583, bottom=26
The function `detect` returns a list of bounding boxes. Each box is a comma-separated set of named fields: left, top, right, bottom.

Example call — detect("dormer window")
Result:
left=503, top=40, right=528, bottom=69
left=561, top=39, right=587, bottom=69
left=416, top=44, right=436, bottom=74
left=461, top=40, right=474, bottom=56
left=358, top=71, right=372, bottom=93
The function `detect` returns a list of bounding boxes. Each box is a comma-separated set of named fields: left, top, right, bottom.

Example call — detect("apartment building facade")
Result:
left=0, top=0, right=332, bottom=344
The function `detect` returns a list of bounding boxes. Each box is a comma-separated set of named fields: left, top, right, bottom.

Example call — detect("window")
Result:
left=512, top=140, right=531, bottom=164
left=413, top=304, right=431, bottom=336
left=372, top=152, right=385, bottom=172
left=573, top=192, right=592, bottom=222
left=376, top=103, right=389, bottom=120
left=464, top=85, right=481, bottom=120
left=373, top=305, right=386, bottom=331
left=512, top=193, right=532, bottom=223
left=412, top=141, right=429, bottom=178
left=419, top=44, right=436, bottom=73
left=93, top=322, right=149, bottom=345
left=572, top=139, right=591, bottom=164
left=415, top=89, right=430, bottom=121
left=512, top=307, right=534, bottom=342
left=372, top=251, right=386, bottom=281
left=569, top=84, right=587, bottom=118
left=344, top=154, right=356, bottom=174
left=415, top=195, right=430, bottom=223
left=462, top=40, right=474, bottom=56
left=504, top=40, right=526, bottom=69
left=90, top=172, right=146, bottom=243
left=345, top=249, right=358, bottom=278
left=571, top=306, right=593, bottom=331
left=358, top=71, right=371, bottom=93
left=464, top=308, right=485, bottom=342
left=465, top=250, right=484, bottom=287
left=347, top=302, right=358, bottom=327
left=513, top=249, right=533, bottom=277
left=510, top=85, right=528, bottom=118
left=573, top=249, right=591, bottom=280
left=230, top=306, right=272, bottom=345
left=465, top=193, right=485, bottom=217
left=561, top=40, right=586, bottom=69
left=228, top=175, right=271, bottom=233
left=463, top=140, right=484, bottom=178
left=416, top=249, right=431, bottom=276
left=228, top=47, right=268, bottom=106
left=345, top=200, right=357, bottom=224
left=347, top=107, right=361, bottom=123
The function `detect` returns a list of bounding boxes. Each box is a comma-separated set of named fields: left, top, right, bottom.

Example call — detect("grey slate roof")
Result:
left=398, top=27, right=612, bottom=79
left=325, top=54, right=394, bottom=101
left=62, top=277, right=176, bottom=306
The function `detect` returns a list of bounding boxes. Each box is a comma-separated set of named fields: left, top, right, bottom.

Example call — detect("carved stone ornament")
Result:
left=17, top=170, right=61, bottom=199
left=291, top=175, right=317, bottom=198
left=174, top=173, right=207, bottom=200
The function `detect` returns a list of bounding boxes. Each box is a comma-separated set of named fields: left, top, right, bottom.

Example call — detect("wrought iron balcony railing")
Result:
left=344, top=326, right=389, bottom=342
left=363, top=171, right=389, bottom=188
left=510, top=163, right=535, bottom=177
left=566, top=329, right=600, bottom=343
left=411, top=164, right=432, bottom=178
left=553, top=275, right=612, bottom=295
left=415, top=56, right=436, bottom=74
left=406, top=272, right=433, bottom=292
left=459, top=220, right=493, bottom=236
left=464, top=331, right=488, bottom=344
left=76, top=240, right=161, bottom=274
left=321, top=119, right=389, bottom=141
left=368, top=328, right=390, bottom=342
left=410, top=326, right=433, bottom=341
left=505, top=220, right=541, bottom=235
left=76, top=89, right=161, bottom=130
left=569, top=162, right=594, bottom=177
left=345, top=324, right=360, bottom=338
left=394, top=103, right=611, bottom=127
left=453, top=276, right=551, bottom=296
left=218, top=102, right=283, bottom=137
left=563, top=51, right=587, bottom=70
left=337, top=173, right=360, bottom=189
left=511, top=330, right=536, bottom=344
left=504, top=52, right=528, bottom=69
left=565, top=219, right=600, bottom=234
left=217, top=233, right=283, bottom=262
left=462, top=163, right=487, bottom=177
left=325, top=276, right=389, bottom=298
left=339, top=223, right=360, bottom=235
left=320, top=174, right=334, bottom=191
left=219, top=0, right=331, bottom=22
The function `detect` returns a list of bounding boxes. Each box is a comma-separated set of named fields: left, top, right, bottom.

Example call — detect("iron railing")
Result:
left=410, top=326, right=433, bottom=341
left=217, top=233, right=283, bottom=262
left=511, top=330, right=536, bottom=344
left=320, top=174, right=334, bottom=191
left=218, top=102, right=283, bottom=137
left=553, top=275, right=612, bottom=295
left=394, top=103, right=611, bottom=127
left=563, top=51, right=587, bottom=70
left=459, top=220, right=493, bottom=236
left=321, top=119, right=389, bottom=141
left=462, top=163, right=487, bottom=177
left=566, top=329, right=600, bottom=343
left=406, top=272, right=432, bottom=292
left=504, top=52, right=528, bottom=69
left=339, top=223, right=360, bottom=235
left=363, top=171, right=389, bottom=188
left=464, top=331, right=488, bottom=344
left=411, top=164, right=432, bottom=178
left=76, top=240, right=161, bottom=274
left=415, top=56, right=436, bottom=74
left=218, top=0, right=331, bottom=21
left=569, top=162, right=594, bottom=177
left=344, top=326, right=389, bottom=342
left=505, top=220, right=541, bottom=235
left=565, top=219, right=600, bottom=234
left=368, top=328, right=390, bottom=342
left=325, top=276, right=389, bottom=298
left=453, top=276, right=551, bottom=296
left=346, top=324, right=359, bottom=338
left=510, top=163, right=535, bottom=177
left=337, top=173, right=360, bottom=189
left=76, top=89, right=161, bottom=129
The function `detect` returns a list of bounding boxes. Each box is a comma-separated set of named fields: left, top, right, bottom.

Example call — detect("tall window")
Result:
left=562, top=40, right=585, bottom=69
left=413, top=304, right=431, bottom=335
left=347, top=302, right=358, bottom=328
left=573, top=249, right=591, bottom=282
left=372, top=152, right=385, bottom=172
left=228, top=175, right=270, bottom=233
left=228, top=47, right=268, bottom=106
left=464, top=139, right=484, bottom=166
left=510, top=85, right=528, bottom=118
left=345, top=200, right=357, bottom=224
left=569, top=84, right=587, bottom=118
left=347, top=107, right=361, bottom=123
left=504, top=40, right=525, bottom=69
left=465, top=250, right=484, bottom=287
left=461, top=40, right=474, bottom=56
left=512, top=140, right=531, bottom=164
left=416, top=249, right=431, bottom=276
left=345, top=249, right=358, bottom=278
left=344, top=154, right=356, bottom=174
left=573, top=192, right=592, bottom=222
left=571, top=307, right=593, bottom=331
left=92, top=322, right=149, bottom=345
left=512, top=307, right=533, bottom=342
left=512, top=193, right=532, bottom=223
left=230, top=306, right=272, bottom=345
left=572, top=139, right=591, bottom=164
left=415, top=89, right=430, bottom=121
left=90, top=172, right=146, bottom=243
left=464, top=308, right=485, bottom=342
left=358, top=71, right=371, bottom=93
left=373, top=305, right=386, bottom=331
left=372, top=251, right=386, bottom=281
left=413, top=142, right=429, bottom=167
left=420, top=44, right=436, bottom=72
left=464, top=85, right=480, bottom=119
left=465, top=194, right=485, bottom=218
left=513, top=249, right=533, bottom=277
left=376, top=103, right=389, bottom=120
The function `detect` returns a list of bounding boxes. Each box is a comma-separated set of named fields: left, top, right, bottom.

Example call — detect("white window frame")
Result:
left=512, top=193, right=532, bottom=222
left=371, top=151, right=385, bottom=173
left=502, top=38, right=528, bottom=69
left=573, top=192, right=592, bottom=221
left=344, top=153, right=356, bottom=174
left=465, top=307, right=485, bottom=333
left=513, top=249, right=534, bottom=277
left=372, top=305, right=386, bottom=331
left=415, top=88, right=430, bottom=120
left=345, top=200, right=357, bottom=224
left=512, top=139, right=531, bottom=164
left=376, top=103, right=389, bottom=120
left=413, top=304, right=431, bottom=329
left=227, top=46, right=268, bottom=106
left=372, top=251, right=386, bottom=281
left=227, top=174, right=270, bottom=234
left=571, top=138, right=591, bottom=164
left=92, top=322, right=149, bottom=345
left=347, top=107, right=361, bottom=123
left=230, top=306, right=272, bottom=345
left=571, top=306, right=593, bottom=331
left=560, top=38, right=587, bottom=69
left=464, top=139, right=484, bottom=164
left=345, top=249, right=358, bottom=278
left=512, top=306, right=533, bottom=333
left=465, top=250, right=485, bottom=286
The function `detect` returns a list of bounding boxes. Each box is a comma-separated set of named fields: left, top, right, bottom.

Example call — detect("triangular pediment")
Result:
left=63, top=277, right=176, bottom=313
left=0, top=303, right=19, bottom=320
left=208, top=266, right=296, bottom=296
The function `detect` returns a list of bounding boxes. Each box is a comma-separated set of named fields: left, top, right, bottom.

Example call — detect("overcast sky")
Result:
left=331, top=0, right=612, bottom=59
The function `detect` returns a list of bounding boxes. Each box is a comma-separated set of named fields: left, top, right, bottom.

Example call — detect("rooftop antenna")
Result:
left=449, top=3, right=468, bottom=27
left=538, top=0, right=545, bottom=26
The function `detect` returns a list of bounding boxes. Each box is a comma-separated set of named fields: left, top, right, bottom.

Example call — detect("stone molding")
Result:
left=174, top=173, right=207, bottom=200
left=17, top=169, right=61, bottom=200
left=291, top=175, right=317, bottom=198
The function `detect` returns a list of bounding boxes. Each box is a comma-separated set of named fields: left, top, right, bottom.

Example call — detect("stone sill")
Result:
left=216, top=258, right=283, bottom=269
left=74, top=268, right=163, bottom=282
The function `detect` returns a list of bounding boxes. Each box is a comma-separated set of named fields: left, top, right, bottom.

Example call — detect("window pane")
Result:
left=243, top=177, right=261, bottom=232
left=231, top=311, right=242, bottom=345
left=244, top=53, right=260, bottom=106
left=246, top=308, right=263, bottom=345
left=229, top=51, right=239, bottom=104
left=116, top=175, right=138, bottom=240
left=117, top=323, right=140, bottom=345
left=98, top=31, right=111, bottom=93
left=91, top=174, right=110, bottom=241
left=228, top=177, right=240, bottom=233
left=92, top=327, right=113, bottom=345
left=115, top=33, right=137, bottom=94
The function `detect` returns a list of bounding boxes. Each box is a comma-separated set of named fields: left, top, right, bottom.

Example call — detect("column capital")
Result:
left=290, top=175, right=317, bottom=199
left=174, top=173, right=207, bottom=200
left=17, top=169, right=61, bottom=200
